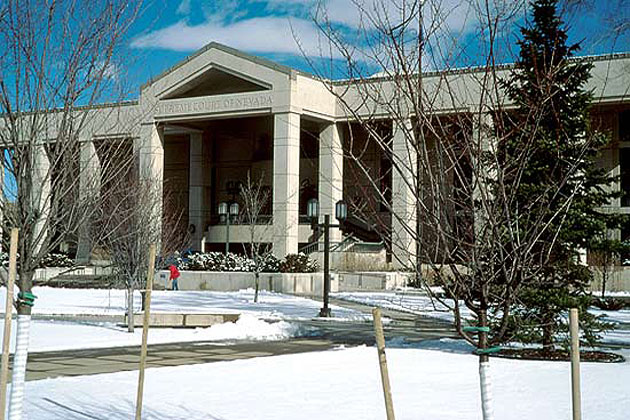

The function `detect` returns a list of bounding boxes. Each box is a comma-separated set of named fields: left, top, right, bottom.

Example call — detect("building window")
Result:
left=622, top=224, right=630, bottom=265
left=620, top=110, right=630, bottom=142
left=621, top=148, right=630, bottom=207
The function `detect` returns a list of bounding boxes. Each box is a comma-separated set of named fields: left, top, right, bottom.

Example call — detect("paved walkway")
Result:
left=12, top=296, right=458, bottom=382
left=296, top=297, right=458, bottom=345
left=17, top=338, right=336, bottom=381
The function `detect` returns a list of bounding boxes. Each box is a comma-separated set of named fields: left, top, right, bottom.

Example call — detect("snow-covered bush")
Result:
left=0, top=252, right=9, bottom=268
left=279, top=253, right=318, bottom=273
left=174, top=252, right=316, bottom=273
left=39, top=252, right=74, bottom=268
left=1, top=251, right=73, bottom=268
left=258, top=253, right=281, bottom=273
left=177, top=252, right=255, bottom=272
left=221, top=252, right=255, bottom=272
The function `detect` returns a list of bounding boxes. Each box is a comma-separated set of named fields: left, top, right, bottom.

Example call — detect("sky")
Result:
left=119, top=0, right=629, bottom=96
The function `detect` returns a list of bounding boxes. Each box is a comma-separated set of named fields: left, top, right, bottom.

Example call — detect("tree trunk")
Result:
left=140, top=290, right=147, bottom=311
left=542, top=312, right=554, bottom=351
left=478, top=310, right=494, bottom=420
left=8, top=271, right=34, bottom=420
left=127, top=286, right=135, bottom=333
left=254, top=272, right=260, bottom=303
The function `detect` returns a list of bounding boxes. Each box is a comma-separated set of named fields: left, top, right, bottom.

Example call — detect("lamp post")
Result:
left=218, top=201, right=239, bottom=254
left=307, top=198, right=347, bottom=317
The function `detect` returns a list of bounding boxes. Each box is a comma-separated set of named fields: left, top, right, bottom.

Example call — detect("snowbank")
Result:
left=0, top=315, right=301, bottom=353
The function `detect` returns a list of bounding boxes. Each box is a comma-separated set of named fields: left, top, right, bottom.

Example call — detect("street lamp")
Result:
left=307, top=198, right=347, bottom=317
left=218, top=201, right=239, bottom=254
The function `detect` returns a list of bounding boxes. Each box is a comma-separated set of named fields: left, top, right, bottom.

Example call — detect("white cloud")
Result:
left=131, top=0, right=484, bottom=61
left=265, top=0, right=476, bottom=33
left=131, top=16, right=335, bottom=58
left=176, top=0, right=191, bottom=15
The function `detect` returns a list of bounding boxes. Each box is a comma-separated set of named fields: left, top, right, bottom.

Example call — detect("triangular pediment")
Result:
left=161, top=65, right=271, bottom=99
left=145, top=43, right=297, bottom=100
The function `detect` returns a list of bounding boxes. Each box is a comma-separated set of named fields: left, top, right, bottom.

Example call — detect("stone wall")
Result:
left=336, top=272, right=412, bottom=291
left=589, top=267, right=630, bottom=293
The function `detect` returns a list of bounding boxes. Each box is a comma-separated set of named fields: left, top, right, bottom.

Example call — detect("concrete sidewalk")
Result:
left=16, top=338, right=337, bottom=381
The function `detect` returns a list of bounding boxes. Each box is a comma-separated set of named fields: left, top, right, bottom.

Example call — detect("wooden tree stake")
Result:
left=135, top=244, right=156, bottom=420
left=569, top=308, right=581, bottom=420
left=0, top=229, right=18, bottom=420
left=373, top=307, right=395, bottom=420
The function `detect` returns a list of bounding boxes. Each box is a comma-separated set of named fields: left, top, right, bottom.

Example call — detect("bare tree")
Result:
left=0, top=0, right=142, bottom=415
left=239, top=172, right=272, bottom=303
left=304, top=0, right=622, bottom=418
left=93, top=164, right=188, bottom=332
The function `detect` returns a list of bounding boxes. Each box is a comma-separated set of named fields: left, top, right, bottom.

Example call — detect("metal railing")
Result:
left=299, top=235, right=385, bottom=255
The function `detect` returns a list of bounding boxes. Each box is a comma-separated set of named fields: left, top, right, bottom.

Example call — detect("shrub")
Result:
left=592, top=298, right=626, bottom=311
left=174, top=252, right=317, bottom=273
left=279, top=253, right=318, bottom=273
left=177, top=252, right=254, bottom=272
left=258, top=253, right=281, bottom=273
left=39, top=252, right=74, bottom=268
left=2, top=252, right=75, bottom=269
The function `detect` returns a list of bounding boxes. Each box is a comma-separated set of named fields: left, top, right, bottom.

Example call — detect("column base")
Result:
left=318, top=307, right=332, bottom=317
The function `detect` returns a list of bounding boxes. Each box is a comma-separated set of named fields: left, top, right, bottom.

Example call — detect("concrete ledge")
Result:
left=124, top=312, right=240, bottom=328
left=590, top=267, right=630, bottom=293
left=184, top=313, right=240, bottom=327
left=337, top=272, right=412, bottom=291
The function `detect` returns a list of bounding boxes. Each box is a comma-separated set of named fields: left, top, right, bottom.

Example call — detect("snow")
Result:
left=334, top=291, right=630, bottom=346
left=0, top=315, right=300, bottom=353
left=333, top=290, right=472, bottom=322
left=592, top=308, right=630, bottom=324
left=0, top=287, right=368, bottom=321
left=0, top=287, right=368, bottom=352
left=21, top=345, right=630, bottom=420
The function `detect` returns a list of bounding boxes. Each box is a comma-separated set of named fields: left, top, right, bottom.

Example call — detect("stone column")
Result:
left=391, top=118, right=418, bottom=270
left=188, top=132, right=205, bottom=252
left=76, top=140, right=102, bottom=263
left=319, top=122, right=344, bottom=244
left=136, top=123, right=164, bottom=245
left=31, top=144, right=51, bottom=254
left=272, top=112, right=300, bottom=258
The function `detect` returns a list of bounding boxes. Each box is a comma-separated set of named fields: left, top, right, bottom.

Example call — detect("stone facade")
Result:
left=54, top=43, right=629, bottom=265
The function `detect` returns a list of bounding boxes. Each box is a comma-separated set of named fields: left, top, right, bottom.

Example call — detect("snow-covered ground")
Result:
left=0, top=287, right=369, bottom=352
left=21, top=345, right=630, bottom=420
left=334, top=290, right=630, bottom=346
left=333, top=290, right=470, bottom=322
left=0, top=287, right=368, bottom=321
left=592, top=308, right=630, bottom=324
left=0, top=315, right=300, bottom=353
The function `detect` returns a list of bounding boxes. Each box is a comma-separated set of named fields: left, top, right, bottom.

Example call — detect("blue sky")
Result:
left=119, top=0, right=628, bottom=97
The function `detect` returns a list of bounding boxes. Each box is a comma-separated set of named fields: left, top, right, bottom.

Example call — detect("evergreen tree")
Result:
left=498, top=0, right=623, bottom=350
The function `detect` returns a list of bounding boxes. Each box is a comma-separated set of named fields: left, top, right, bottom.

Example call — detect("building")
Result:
left=57, top=43, right=630, bottom=267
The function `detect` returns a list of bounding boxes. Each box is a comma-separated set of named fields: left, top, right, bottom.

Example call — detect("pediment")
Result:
left=161, top=65, right=271, bottom=100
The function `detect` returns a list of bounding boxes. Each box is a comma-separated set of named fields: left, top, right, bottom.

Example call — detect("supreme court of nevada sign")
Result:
left=156, top=93, right=273, bottom=117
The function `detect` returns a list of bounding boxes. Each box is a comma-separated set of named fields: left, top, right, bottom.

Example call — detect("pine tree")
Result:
left=499, top=0, right=623, bottom=350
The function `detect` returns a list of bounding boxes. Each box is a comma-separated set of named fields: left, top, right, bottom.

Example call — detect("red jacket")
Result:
left=168, top=265, right=181, bottom=280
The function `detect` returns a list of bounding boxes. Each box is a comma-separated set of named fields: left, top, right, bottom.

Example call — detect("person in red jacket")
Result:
left=168, top=264, right=180, bottom=290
